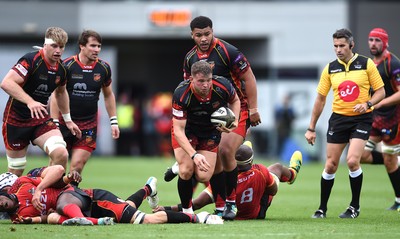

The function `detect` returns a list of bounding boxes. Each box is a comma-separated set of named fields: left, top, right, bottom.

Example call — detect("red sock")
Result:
left=62, top=204, right=85, bottom=218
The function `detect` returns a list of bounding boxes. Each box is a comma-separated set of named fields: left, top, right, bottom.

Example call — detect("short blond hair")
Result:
left=45, top=27, right=68, bottom=46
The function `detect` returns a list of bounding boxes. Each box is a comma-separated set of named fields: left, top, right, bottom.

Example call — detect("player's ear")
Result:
left=349, top=41, right=354, bottom=49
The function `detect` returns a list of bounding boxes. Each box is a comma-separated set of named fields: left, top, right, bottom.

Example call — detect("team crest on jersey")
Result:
left=212, top=101, right=221, bottom=109
left=207, top=61, right=215, bottom=70
left=55, top=76, right=61, bottom=85
left=93, top=73, right=101, bottom=82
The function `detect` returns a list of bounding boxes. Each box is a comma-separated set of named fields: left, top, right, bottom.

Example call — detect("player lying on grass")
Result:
left=154, top=141, right=303, bottom=219
left=0, top=165, right=223, bottom=225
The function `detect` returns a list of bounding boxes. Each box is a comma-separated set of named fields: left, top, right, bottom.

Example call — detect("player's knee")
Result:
left=44, top=136, right=67, bottom=155
left=7, top=155, right=27, bottom=171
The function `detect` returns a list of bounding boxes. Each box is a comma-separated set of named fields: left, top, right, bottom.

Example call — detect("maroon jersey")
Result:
left=172, top=75, right=237, bottom=137
left=8, top=176, right=68, bottom=221
left=370, top=51, right=400, bottom=144
left=3, top=50, right=67, bottom=126
left=62, top=55, right=112, bottom=125
left=235, top=164, right=274, bottom=220
left=183, top=38, right=251, bottom=110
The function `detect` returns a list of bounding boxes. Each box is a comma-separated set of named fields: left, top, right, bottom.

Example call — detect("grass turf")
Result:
left=0, top=156, right=399, bottom=239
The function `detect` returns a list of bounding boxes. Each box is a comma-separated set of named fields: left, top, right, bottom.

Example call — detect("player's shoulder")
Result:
left=174, top=80, right=190, bottom=94
left=97, top=58, right=111, bottom=69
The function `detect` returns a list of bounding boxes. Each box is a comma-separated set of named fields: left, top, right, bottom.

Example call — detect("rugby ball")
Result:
left=210, top=106, right=236, bottom=128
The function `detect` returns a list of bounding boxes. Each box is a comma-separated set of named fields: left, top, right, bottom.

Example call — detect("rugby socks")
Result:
left=61, top=204, right=99, bottom=225
left=209, top=171, right=226, bottom=209
left=388, top=167, right=400, bottom=197
left=178, top=177, right=193, bottom=210
left=126, top=188, right=146, bottom=208
left=225, top=167, right=238, bottom=201
left=62, top=204, right=85, bottom=218
left=371, top=151, right=384, bottom=164
left=165, top=211, right=197, bottom=223
left=319, top=171, right=335, bottom=212
left=349, top=168, right=363, bottom=209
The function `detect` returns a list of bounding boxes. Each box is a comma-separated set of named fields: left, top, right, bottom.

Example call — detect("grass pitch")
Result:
left=0, top=156, right=399, bottom=239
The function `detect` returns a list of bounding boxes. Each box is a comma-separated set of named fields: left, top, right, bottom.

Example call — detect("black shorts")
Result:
left=327, top=112, right=372, bottom=143
left=63, top=187, right=136, bottom=223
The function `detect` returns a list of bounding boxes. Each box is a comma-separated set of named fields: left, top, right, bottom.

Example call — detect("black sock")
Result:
left=388, top=167, right=400, bottom=197
left=371, top=151, right=384, bottom=164
left=210, top=172, right=226, bottom=202
left=319, top=177, right=334, bottom=212
left=225, top=167, right=238, bottom=201
left=126, top=189, right=146, bottom=208
left=165, top=211, right=196, bottom=223
left=349, top=173, right=363, bottom=209
left=178, top=177, right=193, bottom=209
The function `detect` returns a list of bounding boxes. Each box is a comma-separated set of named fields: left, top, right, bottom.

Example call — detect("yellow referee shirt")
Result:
left=317, top=53, right=384, bottom=116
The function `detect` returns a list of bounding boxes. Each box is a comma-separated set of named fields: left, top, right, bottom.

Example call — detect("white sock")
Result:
left=182, top=207, right=194, bottom=214
left=171, top=161, right=179, bottom=174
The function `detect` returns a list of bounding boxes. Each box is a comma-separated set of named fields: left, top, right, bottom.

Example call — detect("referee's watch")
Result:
left=366, top=101, right=373, bottom=109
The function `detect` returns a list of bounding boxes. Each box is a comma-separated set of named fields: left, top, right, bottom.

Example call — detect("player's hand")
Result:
left=13, top=216, right=33, bottom=224
left=111, top=125, right=120, bottom=139
left=65, top=121, right=82, bottom=139
left=249, top=111, right=261, bottom=127
left=27, top=101, right=48, bottom=119
left=67, top=170, right=82, bottom=183
left=32, top=189, right=44, bottom=212
left=305, top=130, right=316, bottom=146
left=152, top=206, right=165, bottom=213
left=193, top=153, right=211, bottom=172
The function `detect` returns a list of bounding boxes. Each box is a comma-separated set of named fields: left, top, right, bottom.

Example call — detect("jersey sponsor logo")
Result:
left=330, top=69, right=343, bottom=73
left=15, top=63, right=28, bottom=76
left=71, top=74, right=84, bottom=80
left=39, top=74, right=48, bottom=81
left=36, top=84, right=48, bottom=92
left=338, top=80, right=359, bottom=102
left=356, top=129, right=368, bottom=134
left=73, top=83, right=87, bottom=90
left=93, top=73, right=101, bottom=82
left=172, top=108, right=183, bottom=117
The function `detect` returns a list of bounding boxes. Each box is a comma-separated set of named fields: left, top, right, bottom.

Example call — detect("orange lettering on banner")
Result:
left=149, top=10, right=191, bottom=27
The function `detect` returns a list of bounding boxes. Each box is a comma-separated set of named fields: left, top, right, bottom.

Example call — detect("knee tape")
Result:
left=364, top=140, right=377, bottom=151
left=270, top=172, right=280, bottom=189
left=7, top=156, right=27, bottom=170
left=381, top=144, right=400, bottom=155
left=133, top=210, right=145, bottom=224
left=44, top=136, right=66, bottom=154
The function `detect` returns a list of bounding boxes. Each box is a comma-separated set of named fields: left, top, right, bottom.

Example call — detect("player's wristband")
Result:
left=110, top=116, right=118, bottom=126
left=307, top=128, right=316, bottom=132
left=62, top=113, right=72, bottom=122
left=191, top=152, right=198, bottom=160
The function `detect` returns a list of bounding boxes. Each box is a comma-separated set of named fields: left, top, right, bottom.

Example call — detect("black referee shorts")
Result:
left=327, top=112, right=372, bottom=143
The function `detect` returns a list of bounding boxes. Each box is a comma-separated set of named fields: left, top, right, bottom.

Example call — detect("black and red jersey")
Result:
left=183, top=38, right=251, bottom=110
left=172, top=76, right=236, bottom=137
left=373, top=51, right=400, bottom=118
left=62, top=55, right=112, bottom=121
left=3, top=50, right=67, bottom=126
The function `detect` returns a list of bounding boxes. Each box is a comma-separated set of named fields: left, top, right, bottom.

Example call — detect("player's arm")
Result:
left=49, top=92, right=60, bottom=125
left=227, top=92, right=240, bottom=130
left=305, top=93, right=326, bottom=146
left=240, top=68, right=261, bottom=126
left=31, top=165, right=66, bottom=211
left=102, top=84, right=120, bottom=139
left=1, top=70, right=48, bottom=119
left=53, top=84, right=82, bottom=138
left=173, top=118, right=197, bottom=158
